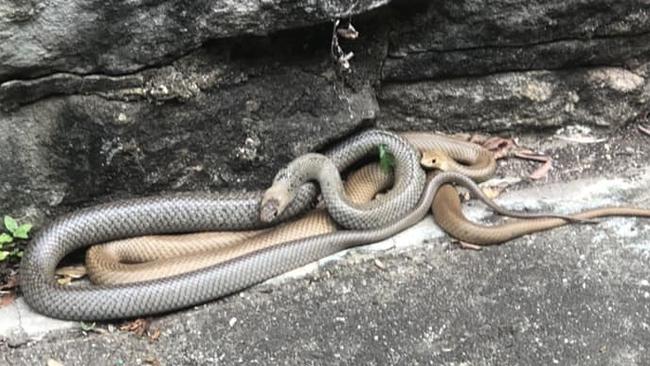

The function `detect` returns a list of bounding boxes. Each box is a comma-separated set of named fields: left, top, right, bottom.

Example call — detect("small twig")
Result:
left=638, top=125, right=650, bottom=136
left=455, top=241, right=483, bottom=250
left=513, top=150, right=553, bottom=180
left=555, top=135, right=607, bottom=144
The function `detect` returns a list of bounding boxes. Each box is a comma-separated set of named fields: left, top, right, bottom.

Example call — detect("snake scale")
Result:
left=19, top=130, right=444, bottom=320
left=79, top=131, right=546, bottom=285
left=21, top=130, right=648, bottom=321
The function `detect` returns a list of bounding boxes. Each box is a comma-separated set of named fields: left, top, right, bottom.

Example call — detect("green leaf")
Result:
left=4, top=216, right=18, bottom=234
left=0, top=251, right=9, bottom=261
left=0, top=233, right=12, bottom=245
left=80, top=321, right=96, bottom=331
left=378, top=144, right=395, bottom=173
left=13, top=224, right=32, bottom=239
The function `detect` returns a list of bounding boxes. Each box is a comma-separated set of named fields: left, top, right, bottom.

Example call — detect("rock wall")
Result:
left=1, top=0, right=649, bottom=224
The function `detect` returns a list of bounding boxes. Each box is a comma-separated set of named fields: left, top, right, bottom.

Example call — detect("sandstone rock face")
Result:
left=1, top=0, right=649, bottom=223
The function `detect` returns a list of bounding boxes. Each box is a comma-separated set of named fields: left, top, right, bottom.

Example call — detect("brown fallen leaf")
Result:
left=55, top=265, right=87, bottom=285
left=144, top=357, right=161, bottom=366
left=459, top=190, right=471, bottom=202
left=55, top=265, right=87, bottom=279
left=482, top=137, right=517, bottom=159
left=148, top=327, right=162, bottom=342
left=481, top=185, right=506, bottom=200
left=514, top=151, right=553, bottom=180
left=57, top=277, right=72, bottom=286
left=120, top=318, right=151, bottom=337
left=450, top=132, right=475, bottom=142
left=0, top=292, right=16, bottom=308
left=0, top=273, right=18, bottom=291
left=555, top=135, right=607, bottom=144
left=458, top=241, right=483, bottom=250
left=374, top=259, right=386, bottom=270
left=336, top=23, right=359, bottom=40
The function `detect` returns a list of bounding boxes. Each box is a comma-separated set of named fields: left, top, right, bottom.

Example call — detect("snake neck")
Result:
left=262, top=153, right=345, bottom=222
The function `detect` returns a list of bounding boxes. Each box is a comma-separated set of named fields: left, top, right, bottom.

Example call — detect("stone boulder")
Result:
left=1, top=0, right=648, bottom=224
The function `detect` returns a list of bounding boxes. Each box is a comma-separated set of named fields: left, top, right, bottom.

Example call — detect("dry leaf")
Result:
left=458, top=241, right=483, bottom=250
left=459, top=191, right=471, bottom=202
left=57, top=277, right=72, bottom=286
left=0, top=292, right=16, bottom=308
left=47, top=359, right=64, bottom=366
left=148, top=328, right=161, bottom=342
left=513, top=151, right=553, bottom=180
left=144, top=357, right=161, bottom=366
left=555, top=135, right=607, bottom=144
left=481, top=186, right=505, bottom=199
left=55, top=265, right=87, bottom=286
left=528, top=159, right=553, bottom=180
left=450, top=132, right=474, bottom=142
left=336, top=24, right=359, bottom=40
left=55, top=265, right=87, bottom=279
left=0, top=273, right=18, bottom=291
left=481, top=137, right=516, bottom=159
left=120, top=318, right=150, bottom=337
left=374, top=259, right=385, bottom=270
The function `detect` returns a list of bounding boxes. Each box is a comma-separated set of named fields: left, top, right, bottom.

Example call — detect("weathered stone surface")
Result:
left=0, top=47, right=378, bottom=223
left=378, top=66, right=650, bottom=131
left=2, top=0, right=650, bottom=221
left=383, top=0, right=650, bottom=81
left=0, top=0, right=389, bottom=81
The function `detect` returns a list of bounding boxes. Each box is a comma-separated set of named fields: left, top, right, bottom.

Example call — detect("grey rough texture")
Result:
left=2, top=0, right=650, bottom=220
left=0, top=0, right=389, bottom=81
left=0, top=50, right=378, bottom=224
left=382, top=0, right=650, bottom=81
left=378, top=66, right=649, bottom=131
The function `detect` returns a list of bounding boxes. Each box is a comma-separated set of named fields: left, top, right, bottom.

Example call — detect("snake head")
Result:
left=420, top=150, right=450, bottom=171
left=260, top=183, right=292, bottom=223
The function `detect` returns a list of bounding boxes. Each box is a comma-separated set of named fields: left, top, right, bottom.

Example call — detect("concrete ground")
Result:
left=1, top=125, right=650, bottom=365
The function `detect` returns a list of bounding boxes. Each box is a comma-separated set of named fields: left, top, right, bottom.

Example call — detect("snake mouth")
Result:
left=261, top=183, right=292, bottom=223
left=260, top=198, right=280, bottom=222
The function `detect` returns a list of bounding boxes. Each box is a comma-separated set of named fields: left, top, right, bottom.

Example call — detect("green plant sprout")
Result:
left=0, top=215, right=32, bottom=262
left=378, top=144, right=395, bottom=173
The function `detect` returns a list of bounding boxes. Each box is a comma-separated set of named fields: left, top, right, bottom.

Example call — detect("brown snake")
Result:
left=83, top=132, right=497, bottom=284
left=85, top=163, right=394, bottom=285
left=82, top=132, right=646, bottom=286
left=29, top=129, right=626, bottom=321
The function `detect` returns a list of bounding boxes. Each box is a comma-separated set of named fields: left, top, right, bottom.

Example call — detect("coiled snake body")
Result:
left=21, top=130, right=429, bottom=320
left=22, top=130, right=649, bottom=321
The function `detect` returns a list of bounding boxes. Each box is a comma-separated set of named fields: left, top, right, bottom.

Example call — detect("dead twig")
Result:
left=638, top=125, right=650, bottom=136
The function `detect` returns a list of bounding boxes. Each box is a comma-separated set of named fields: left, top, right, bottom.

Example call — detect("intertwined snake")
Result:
left=81, top=131, right=499, bottom=285
left=20, top=130, right=650, bottom=320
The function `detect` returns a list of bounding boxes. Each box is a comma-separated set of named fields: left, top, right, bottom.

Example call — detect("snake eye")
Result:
left=420, top=155, right=437, bottom=168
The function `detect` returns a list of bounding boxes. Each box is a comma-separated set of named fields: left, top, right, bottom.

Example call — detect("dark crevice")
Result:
left=386, top=30, right=650, bottom=57
left=378, top=62, right=646, bottom=87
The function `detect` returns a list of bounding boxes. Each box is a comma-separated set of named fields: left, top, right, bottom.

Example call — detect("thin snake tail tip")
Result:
left=556, top=216, right=599, bottom=225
